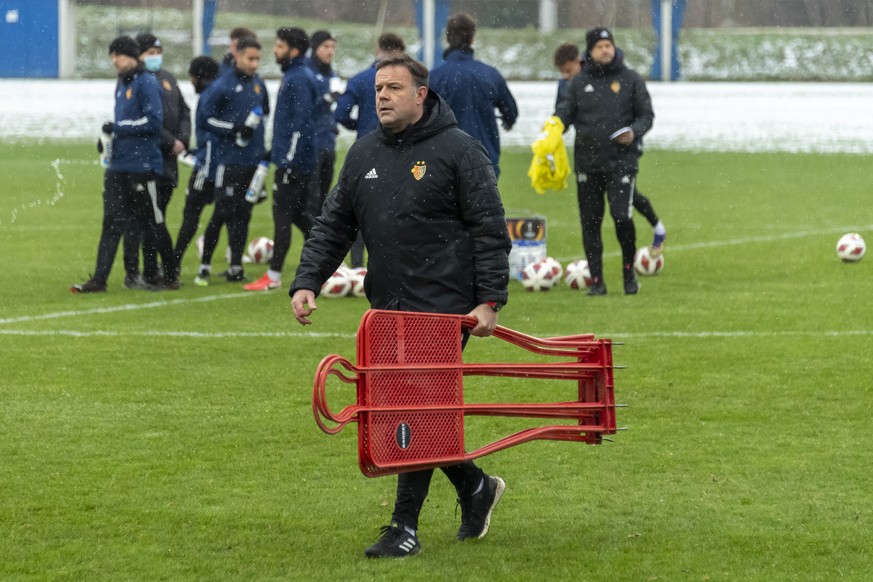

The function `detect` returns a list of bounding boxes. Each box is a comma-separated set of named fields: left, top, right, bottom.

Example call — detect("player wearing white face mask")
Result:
left=120, top=32, right=191, bottom=289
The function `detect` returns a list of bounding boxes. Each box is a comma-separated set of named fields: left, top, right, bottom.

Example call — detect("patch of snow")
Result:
left=3, top=79, right=873, bottom=154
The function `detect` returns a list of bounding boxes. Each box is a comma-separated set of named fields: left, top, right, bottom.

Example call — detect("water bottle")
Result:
left=245, top=160, right=270, bottom=203
left=99, top=131, right=112, bottom=168
left=235, top=106, right=263, bottom=147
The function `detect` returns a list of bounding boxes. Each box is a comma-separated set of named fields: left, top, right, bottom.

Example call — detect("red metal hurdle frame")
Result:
left=313, top=310, right=617, bottom=477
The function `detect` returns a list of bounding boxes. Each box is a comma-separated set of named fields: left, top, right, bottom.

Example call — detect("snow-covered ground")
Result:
left=3, top=79, right=873, bottom=154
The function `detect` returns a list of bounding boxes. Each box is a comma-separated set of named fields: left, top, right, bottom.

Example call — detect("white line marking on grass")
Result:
left=607, top=330, right=873, bottom=339
left=1, top=329, right=870, bottom=340
left=0, top=292, right=256, bottom=326
left=556, top=224, right=873, bottom=262
left=0, top=329, right=356, bottom=338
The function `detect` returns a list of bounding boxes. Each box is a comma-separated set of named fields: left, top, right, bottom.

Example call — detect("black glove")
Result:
left=97, top=138, right=103, bottom=154
left=235, top=125, right=255, bottom=141
left=102, top=121, right=114, bottom=135
left=262, top=149, right=272, bottom=162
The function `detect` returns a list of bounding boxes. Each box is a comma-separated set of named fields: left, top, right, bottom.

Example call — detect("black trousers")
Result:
left=123, top=175, right=176, bottom=279
left=576, top=170, right=637, bottom=281
left=633, top=188, right=659, bottom=228
left=310, top=148, right=335, bottom=222
left=174, top=170, right=215, bottom=268
left=270, top=167, right=314, bottom=273
left=391, top=331, right=485, bottom=531
left=93, top=170, right=175, bottom=284
left=201, top=164, right=255, bottom=266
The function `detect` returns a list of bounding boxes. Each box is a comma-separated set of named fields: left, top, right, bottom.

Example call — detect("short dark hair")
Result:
left=446, top=13, right=476, bottom=50
left=553, top=43, right=580, bottom=68
left=376, top=53, right=428, bottom=88
left=236, top=36, right=262, bottom=53
left=230, top=27, right=256, bottom=41
left=378, top=32, right=405, bottom=53
left=277, top=27, right=309, bottom=53
left=188, top=55, right=219, bottom=80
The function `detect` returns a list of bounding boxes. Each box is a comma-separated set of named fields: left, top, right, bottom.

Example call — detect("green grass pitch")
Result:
left=1, top=141, right=871, bottom=580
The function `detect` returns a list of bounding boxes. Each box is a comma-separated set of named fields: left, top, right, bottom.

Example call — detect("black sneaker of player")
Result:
left=161, top=277, right=182, bottom=291
left=126, top=273, right=160, bottom=291
left=456, top=475, right=506, bottom=541
left=624, top=271, right=639, bottom=295
left=224, top=269, right=246, bottom=282
left=70, top=278, right=107, bottom=294
left=587, top=279, right=607, bottom=296
left=364, top=523, right=421, bottom=558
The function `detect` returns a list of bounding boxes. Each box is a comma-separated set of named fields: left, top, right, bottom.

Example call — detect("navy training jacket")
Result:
left=334, top=62, right=379, bottom=140
left=109, top=65, right=164, bottom=175
left=199, top=67, right=270, bottom=167
left=271, top=57, right=319, bottom=173
left=429, top=49, right=518, bottom=177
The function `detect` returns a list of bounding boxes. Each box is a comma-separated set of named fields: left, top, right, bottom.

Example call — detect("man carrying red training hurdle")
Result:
left=289, top=53, right=512, bottom=558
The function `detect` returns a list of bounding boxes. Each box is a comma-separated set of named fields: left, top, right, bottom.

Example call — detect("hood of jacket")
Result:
left=377, top=89, right=458, bottom=146
left=583, top=47, right=626, bottom=77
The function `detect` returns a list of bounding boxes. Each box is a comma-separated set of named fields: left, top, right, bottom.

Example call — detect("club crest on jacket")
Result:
left=411, top=160, right=426, bottom=181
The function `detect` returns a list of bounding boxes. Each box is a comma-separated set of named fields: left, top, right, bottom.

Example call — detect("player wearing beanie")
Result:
left=72, top=37, right=174, bottom=293
left=554, top=28, right=655, bottom=296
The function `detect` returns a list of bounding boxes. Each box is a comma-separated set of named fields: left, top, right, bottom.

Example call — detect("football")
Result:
left=543, top=256, right=564, bottom=281
left=521, top=258, right=560, bottom=291
left=247, top=237, right=274, bottom=264
left=836, top=233, right=866, bottom=262
left=348, top=267, right=367, bottom=298
left=321, top=268, right=353, bottom=298
left=634, top=246, right=665, bottom=276
left=564, top=259, right=592, bottom=290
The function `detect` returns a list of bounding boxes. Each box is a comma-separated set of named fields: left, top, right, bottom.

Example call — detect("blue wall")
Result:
left=0, top=0, right=59, bottom=77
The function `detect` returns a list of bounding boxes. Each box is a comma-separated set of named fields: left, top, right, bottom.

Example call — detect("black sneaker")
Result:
left=224, top=269, right=246, bottom=282
left=624, top=272, right=639, bottom=295
left=587, top=279, right=607, bottom=296
left=456, top=475, right=506, bottom=541
left=70, top=278, right=107, bottom=294
left=160, top=277, right=182, bottom=291
left=124, top=273, right=150, bottom=290
left=364, top=523, right=421, bottom=558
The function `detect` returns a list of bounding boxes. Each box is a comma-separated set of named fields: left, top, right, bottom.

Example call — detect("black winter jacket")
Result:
left=290, top=90, right=511, bottom=314
left=555, top=52, right=653, bottom=174
left=153, top=68, right=192, bottom=186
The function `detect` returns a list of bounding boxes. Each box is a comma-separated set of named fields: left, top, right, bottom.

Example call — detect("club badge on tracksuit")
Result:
left=411, top=161, right=426, bottom=181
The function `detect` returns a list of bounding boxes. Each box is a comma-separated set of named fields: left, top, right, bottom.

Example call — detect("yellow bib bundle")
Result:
left=527, top=116, right=570, bottom=194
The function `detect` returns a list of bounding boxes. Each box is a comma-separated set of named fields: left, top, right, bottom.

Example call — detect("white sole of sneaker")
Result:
left=477, top=476, right=506, bottom=539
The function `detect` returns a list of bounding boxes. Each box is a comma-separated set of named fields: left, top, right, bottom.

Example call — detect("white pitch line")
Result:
left=606, top=330, right=873, bottom=339
left=0, top=292, right=257, bottom=326
left=555, top=224, right=873, bottom=262
left=0, top=329, right=870, bottom=339
left=0, top=329, right=355, bottom=338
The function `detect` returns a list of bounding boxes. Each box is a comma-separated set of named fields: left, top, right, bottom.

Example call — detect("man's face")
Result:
left=315, top=40, right=336, bottom=65
left=558, top=59, right=582, bottom=80
left=110, top=52, right=138, bottom=74
left=273, top=39, right=295, bottom=64
left=590, top=40, right=615, bottom=66
left=236, top=47, right=261, bottom=76
left=375, top=65, right=427, bottom=133
left=142, top=47, right=161, bottom=58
